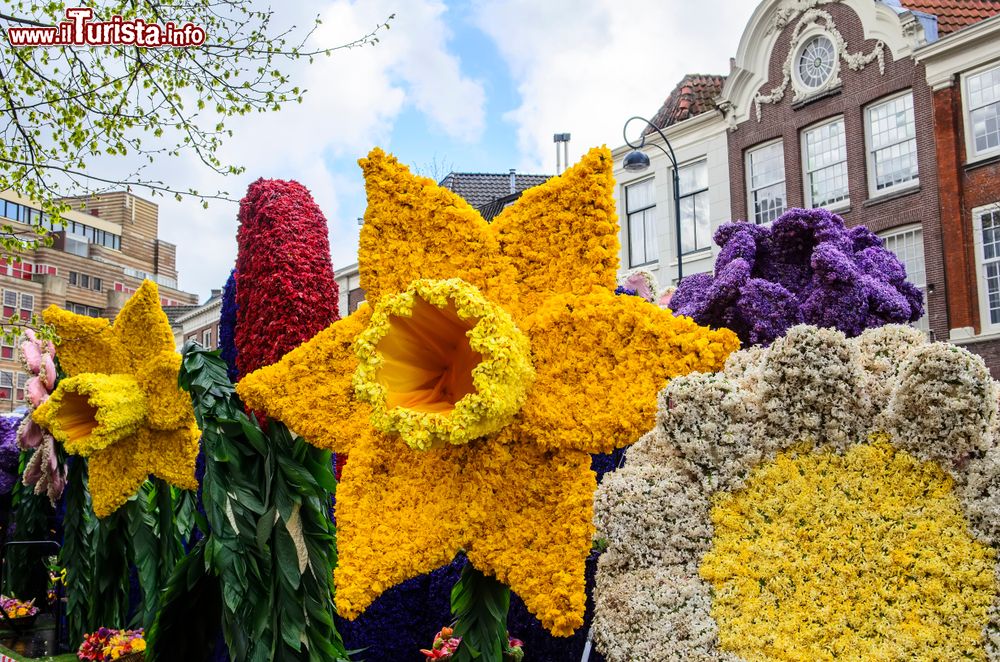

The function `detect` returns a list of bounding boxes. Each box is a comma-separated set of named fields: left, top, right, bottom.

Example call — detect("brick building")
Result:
left=717, top=0, right=948, bottom=336
left=0, top=190, right=198, bottom=411
left=914, top=10, right=1000, bottom=367
left=614, top=0, right=1000, bottom=373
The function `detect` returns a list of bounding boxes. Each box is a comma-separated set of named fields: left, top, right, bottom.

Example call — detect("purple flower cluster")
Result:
left=670, top=208, right=924, bottom=346
left=0, top=413, right=23, bottom=494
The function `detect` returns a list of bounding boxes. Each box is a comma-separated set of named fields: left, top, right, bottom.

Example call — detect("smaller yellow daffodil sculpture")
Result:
left=33, top=280, right=200, bottom=517
left=237, top=146, right=739, bottom=635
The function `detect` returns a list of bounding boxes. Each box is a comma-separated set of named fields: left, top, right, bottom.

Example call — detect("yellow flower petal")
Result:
left=357, top=148, right=516, bottom=307
left=110, top=280, right=177, bottom=373
left=464, top=443, right=594, bottom=637
left=138, top=352, right=194, bottom=431
left=334, top=431, right=465, bottom=620
left=34, top=373, right=147, bottom=456
left=42, top=307, right=126, bottom=376
left=87, top=433, right=152, bottom=518
left=237, top=306, right=374, bottom=454
left=334, top=432, right=594, bottom=636
left=513, top=291, right=740, bottom=454
left=492, top=147, right=620, bottom=318
left=146, top=423, right=201, bottom=493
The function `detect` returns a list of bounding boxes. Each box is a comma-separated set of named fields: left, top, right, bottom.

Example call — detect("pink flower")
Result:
left=19, top=339, right=41, bottom=374
left=27, top=377, right=48, bottom=408
left=40, top=353, right=56, bottom=390
left=17, top=416, right=42, bottom=450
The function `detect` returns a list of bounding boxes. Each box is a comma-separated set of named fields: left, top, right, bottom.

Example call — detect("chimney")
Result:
left=210, top=288, right=222, bottom=300
left=553, top=133, right=571, bottom=173
left=509, top=168, right=516, bottom=194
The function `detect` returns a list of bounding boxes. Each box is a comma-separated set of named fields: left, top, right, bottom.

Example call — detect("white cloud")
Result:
left=148, top=0, right=484, bottom=299
left=472, top=0, right=757, bottom=172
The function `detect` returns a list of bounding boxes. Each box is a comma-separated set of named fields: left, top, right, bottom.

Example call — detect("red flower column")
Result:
left=235, top=179, right=340, bottom=377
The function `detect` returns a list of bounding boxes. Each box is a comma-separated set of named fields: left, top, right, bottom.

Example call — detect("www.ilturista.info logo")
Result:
left=7, top=7, right=206, bottom=47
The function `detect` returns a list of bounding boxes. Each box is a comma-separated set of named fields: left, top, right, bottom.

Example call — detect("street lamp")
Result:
left=621, top=115, right=685, bottom=282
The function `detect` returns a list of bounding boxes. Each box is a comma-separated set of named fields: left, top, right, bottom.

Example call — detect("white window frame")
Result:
left=974, top=202, right=1000, bottom=334
left=962, top=61, right=1000, bottom=163
left=676, top=159, right=711, bottom=255
left=746, top=139, right=786, bottom=226
left=624, top=178, right=657, bottom=268
left=864, top=90, right=919, bottom=197
left=203, top=328, right=213, bottom=348
left=801, top=115, right=850, bottom=211
left=879, top=224, right=928, bottom=333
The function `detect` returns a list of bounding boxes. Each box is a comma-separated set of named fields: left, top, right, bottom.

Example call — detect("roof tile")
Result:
left=647, top=73, right=727, bottom=132
left=901, top=0, right=1000, bottom=34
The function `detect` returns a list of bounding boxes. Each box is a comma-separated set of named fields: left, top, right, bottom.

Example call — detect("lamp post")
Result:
left=621, top=115, right=684, bottom=282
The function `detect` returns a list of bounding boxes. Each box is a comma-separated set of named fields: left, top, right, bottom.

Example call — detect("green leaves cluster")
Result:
left=450, top=564, right=513, bottom=662
left=155, top=343, right=347, bottom=661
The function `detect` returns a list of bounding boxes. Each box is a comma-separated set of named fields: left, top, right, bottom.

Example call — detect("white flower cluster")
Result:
left=593, top=324, right=1000, bottom=661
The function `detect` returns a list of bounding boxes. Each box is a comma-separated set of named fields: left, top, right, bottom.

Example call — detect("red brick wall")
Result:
left=933, top=75, right=1000, bottom=336
left=933, top=84, right=980, bottom=332
left=727, top=2, right=946, bottom=340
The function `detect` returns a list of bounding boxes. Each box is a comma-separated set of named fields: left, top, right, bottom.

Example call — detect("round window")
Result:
left=797, top=35, right=836, bottom=90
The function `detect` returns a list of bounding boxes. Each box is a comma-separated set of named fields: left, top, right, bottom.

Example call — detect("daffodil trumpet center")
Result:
left=378, top=296, right=483, bottom=414
left=33, top=373, right=148, bottom=457
left=354, top=278, right=535, bottom=451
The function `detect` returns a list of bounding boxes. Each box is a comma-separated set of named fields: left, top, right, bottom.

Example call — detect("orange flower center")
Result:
left=55, top=392, right=100, bottom=442
left=377, top=295, right=483, bottom=414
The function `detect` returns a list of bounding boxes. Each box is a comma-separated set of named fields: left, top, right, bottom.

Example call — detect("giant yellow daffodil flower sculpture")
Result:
left=33, top=280, right=200, bottom=518
left=236, top=146, right=739, bottom=636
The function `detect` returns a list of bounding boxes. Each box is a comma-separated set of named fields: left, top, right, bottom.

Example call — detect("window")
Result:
left=678, top=161, right=710, bottom=254
left=19, top=293, right=33, bottom=321
left=68, top=272, right=77, bottom=286
left=15, top=373, right=27, bottom=402
left=2, top=291, right=16, bottom=318
left=0, top=372, right=12, bottom=401
left=0, top=338, right=12, bottom=360
left=965, top=63, right=1000, bottom=159
left=866, top=92, right=918, bottom=194
left=203, top=328, right=213, bottom=348
left=80, top=274, right=90, bottom=289
left=747, top=141, right=786, bottom=225
left=975, top=204, right=1000, bottom=331
left=93, top=277, right=102, bottom=292
left=797, top=34, right=837, bottom=90
left=67, top=302, right=103, bottom=318
left=880, top=226, right=928, bottom=332
left=625, top=179, right=657, bottom=267
left=803, top=117, right=849, bottom=209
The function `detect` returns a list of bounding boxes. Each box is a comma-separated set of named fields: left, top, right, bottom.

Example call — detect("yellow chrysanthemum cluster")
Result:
left=238, top=146, right=738, bottom=636
left=33, top=281, right=201, bottom=517
left=353, top=278, right=534, bottom=450
left=701, top=437, right=996, bottom=661
left=513, top=290, right=739, bottom=454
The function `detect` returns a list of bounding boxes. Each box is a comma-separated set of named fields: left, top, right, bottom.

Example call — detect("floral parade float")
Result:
left=593, top=323, right=1000, bottom=660
left=236, top=146, right=738, bottom=659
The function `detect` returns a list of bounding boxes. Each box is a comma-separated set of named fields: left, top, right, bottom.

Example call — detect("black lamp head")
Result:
left=622, top=149, right=651, bottom=172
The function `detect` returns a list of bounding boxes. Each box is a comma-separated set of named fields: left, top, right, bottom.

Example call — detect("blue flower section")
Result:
left=219, top=270, right=239, bottom=383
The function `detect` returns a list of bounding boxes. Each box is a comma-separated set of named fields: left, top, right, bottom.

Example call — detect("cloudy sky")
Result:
left=153, top=0, right=758, bottom=299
